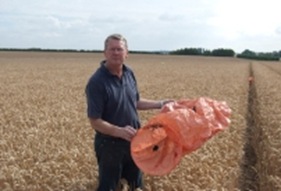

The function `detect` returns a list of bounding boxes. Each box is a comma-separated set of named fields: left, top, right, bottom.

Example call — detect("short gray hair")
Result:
left=104, top=34, right=128, bottom=50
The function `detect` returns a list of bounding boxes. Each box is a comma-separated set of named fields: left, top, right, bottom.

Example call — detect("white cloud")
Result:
left=209, top=0, right=281, bottom=38
left=276, top=26, right=281, bottom=34
left=42, top=32, right=61, bottom=38
left=46, top=16, right=62, bottom=28
left=0, top=0, right=280, bottom=52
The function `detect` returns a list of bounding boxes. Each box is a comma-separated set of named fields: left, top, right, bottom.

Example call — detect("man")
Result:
left=85, top=34, right=172, bottom=191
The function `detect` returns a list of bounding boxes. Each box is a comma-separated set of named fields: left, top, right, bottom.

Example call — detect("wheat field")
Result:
left=0, top=51, right=280, bottom=191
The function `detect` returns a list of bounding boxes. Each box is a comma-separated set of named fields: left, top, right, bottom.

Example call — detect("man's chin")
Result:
left=112, top=61, right=123, bottom=65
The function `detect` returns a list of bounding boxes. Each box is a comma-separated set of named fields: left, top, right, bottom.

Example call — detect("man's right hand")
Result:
left=115, top=125, right=137, bottom=142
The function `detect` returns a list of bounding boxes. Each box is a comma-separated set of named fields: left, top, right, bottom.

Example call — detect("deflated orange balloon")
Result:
left=131, top=97, right=232, bottom=176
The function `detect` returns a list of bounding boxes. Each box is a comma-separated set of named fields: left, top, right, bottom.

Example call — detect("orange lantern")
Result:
left=131, top=97, right=232, bottom=176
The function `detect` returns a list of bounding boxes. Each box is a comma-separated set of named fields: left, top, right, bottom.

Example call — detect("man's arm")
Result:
left=89, top=118, right=137, bottom=141
left=136, top=98, right=173, bottom=110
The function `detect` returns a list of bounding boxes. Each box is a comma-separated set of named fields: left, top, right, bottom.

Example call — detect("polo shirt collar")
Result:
left=100, top=60, right=128, bottom=77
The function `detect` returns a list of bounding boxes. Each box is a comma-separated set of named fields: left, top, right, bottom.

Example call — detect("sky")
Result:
left=1, top=0, right=281, bottom=53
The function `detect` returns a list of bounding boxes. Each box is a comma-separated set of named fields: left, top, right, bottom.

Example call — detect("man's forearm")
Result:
left=89, top=118, right=120, bottom=137
left=89, top=118, right=137, bottom=141
left=137, top=98, right=162, bottom=110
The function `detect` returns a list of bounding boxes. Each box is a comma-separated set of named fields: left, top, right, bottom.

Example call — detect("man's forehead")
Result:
left=106, top=39, right=127, bottom=48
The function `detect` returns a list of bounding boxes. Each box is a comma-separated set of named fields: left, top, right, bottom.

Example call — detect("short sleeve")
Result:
left=85, top=77, right=106, bottom=119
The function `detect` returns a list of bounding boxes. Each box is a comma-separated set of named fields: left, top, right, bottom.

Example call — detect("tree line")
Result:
left=236, top=49, right=280, bottom=61
left=1, top=47, right=280, bottom=61
left=170, top=48, right=280, bottom=61
left=0, top=48, right=102, bottom=53
left=0, top=48, right=163, bottom=55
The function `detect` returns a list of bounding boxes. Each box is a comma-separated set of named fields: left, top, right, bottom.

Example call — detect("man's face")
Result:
left=104, top=39, right=128, bottom=66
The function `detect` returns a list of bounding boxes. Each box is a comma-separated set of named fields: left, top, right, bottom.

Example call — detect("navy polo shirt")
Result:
left=85, top=61, right=141, bottom=134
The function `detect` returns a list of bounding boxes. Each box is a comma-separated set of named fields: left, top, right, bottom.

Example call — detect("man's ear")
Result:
left=125, top=51, right=129, bottom=59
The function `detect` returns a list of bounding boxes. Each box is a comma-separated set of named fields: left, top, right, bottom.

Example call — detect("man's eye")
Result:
left=110, top=48, right=124, bottom=52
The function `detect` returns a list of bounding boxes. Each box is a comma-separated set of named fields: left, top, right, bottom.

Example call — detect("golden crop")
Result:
left=0, top=52, right=280, bottom=191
